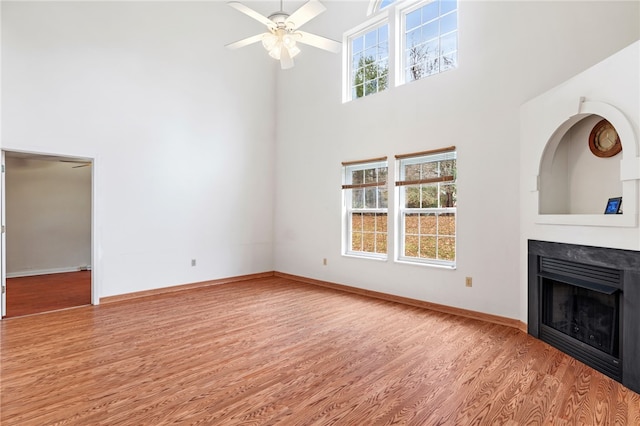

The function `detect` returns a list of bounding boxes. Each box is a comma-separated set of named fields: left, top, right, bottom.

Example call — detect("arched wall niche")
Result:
left=536, top=99, right=639, bottom=227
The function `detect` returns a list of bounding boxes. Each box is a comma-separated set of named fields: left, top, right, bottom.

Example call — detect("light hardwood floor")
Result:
left=1, top=276, right=639, bottom=425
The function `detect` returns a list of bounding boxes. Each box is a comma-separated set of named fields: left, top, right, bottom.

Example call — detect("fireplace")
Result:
left=528, top=240, right=640, bottom=393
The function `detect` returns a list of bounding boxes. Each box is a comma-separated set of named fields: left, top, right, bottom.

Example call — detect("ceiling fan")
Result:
left=225, top=0, right=341, bottom=69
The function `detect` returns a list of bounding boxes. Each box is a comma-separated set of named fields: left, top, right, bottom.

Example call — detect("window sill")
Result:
left=395, top=258, right=457, bottom=270
left=342, top=253, right=388, bottom=262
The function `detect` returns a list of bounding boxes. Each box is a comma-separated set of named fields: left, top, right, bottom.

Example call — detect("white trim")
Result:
left=0, top=147, right=99, bottom=315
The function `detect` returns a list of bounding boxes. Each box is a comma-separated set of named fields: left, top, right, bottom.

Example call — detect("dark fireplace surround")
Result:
left=528, top=240, right=640, bottom=394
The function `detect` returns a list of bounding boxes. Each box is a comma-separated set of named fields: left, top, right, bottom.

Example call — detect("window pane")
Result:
left=352, top=188, right=363, bottom=208
left=376, top=233, right=387, bottom=254
left=352, top=213, right=363, bottom=231
left=352, top=232, right=363, bottom=251
left=419, top=236, right=437, bottom=258
left=419, top=213, right=437, bottom=234
left=404, top=164, right=420, bottom=181
left=422, top=20, right=439, bottom=42
left=440, top=32, right=457, bottom=55
left=440, top=11, right=457, bottom=34
left=405, top=213, right=419, bottom=234
left=362, top=232, right=376, bottom=252
left=364, top=167, right=377, bottom=183
left=421, top=162, right=439, bottom=179
left=405, top=186, right=420, bottom=208
left=351, top=169, right=363, bottom=184
left=376, top=214, right=387, bottom=232
left=365, top=187, right=377, bottom=208
left=352, top=51, right=364, bottom=70
left=440, top=184, right=456, bottom=207
left=378, top=187, right=388, bottom=208
left=365, top=81, right=378, bottom=96
left=441, top=0, right=457, bottom=15
left=437, top=236, right=455, bottom=260
left=364, top=30, right=378, bottom=49
left=377, top=167, right=388, bottom=182
left=406, top=28, right=421, bottom=48
left=363, top=213, right=376, bottom=232
left=406, top=9, right=421, bottom=31
left=405, top=235, right=419, bottom=257
left=421, top=185, right=438, bottom=208
left=353, top=85, right=363, bottom=99
left=352, top=36, right=364, bottom=54
left=378, top=24, right=389, bottom=43
left=424, top=38, right=439, bottom=59
left=423, top=1, right=440, bottom=22
left=378, top=42, right=389, bottom=61
left=438, top=213, right=456, bottom=235
left=441, top=52, right=457, bottom=71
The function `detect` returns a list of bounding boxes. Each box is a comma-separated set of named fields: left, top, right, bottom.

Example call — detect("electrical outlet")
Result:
left=191, top=259, right=196, bottom=267
left=465, top=277, right=472, bottom=287
left=323, top=258, right=327, bottom=266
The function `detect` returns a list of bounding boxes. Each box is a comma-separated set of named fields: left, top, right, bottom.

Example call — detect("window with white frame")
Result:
left=342, top=158, right=388, bottom=258
left=349, top=23, right=390, bottom=99
left=402, top=0, right=458, bottom=83
left=345, top=0, right=458, bottom=102
left=396, top=147, right=456, bottom=267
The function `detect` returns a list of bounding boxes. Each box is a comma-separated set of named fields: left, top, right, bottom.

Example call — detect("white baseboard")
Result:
left=6, top=266, right=91, bottom=278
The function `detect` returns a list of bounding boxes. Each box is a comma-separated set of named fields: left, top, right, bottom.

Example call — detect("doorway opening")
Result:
left=1, top=151, right=94, bottom=318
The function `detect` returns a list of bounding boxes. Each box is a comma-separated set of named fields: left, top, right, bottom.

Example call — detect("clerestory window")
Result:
left=349, top=23, right=390, bottom=99
left=402, top=0, right=458, bottom=83
left=345, top=0, right=458, bottom=102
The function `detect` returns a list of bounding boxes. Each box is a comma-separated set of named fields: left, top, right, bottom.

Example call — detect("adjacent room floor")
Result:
left=5, top=271, right=91, bottom=317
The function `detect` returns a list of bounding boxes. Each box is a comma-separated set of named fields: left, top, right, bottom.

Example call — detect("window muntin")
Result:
left=342, top=160, right=389, bottom=258
left=402, top=0, right=458, bottom=83
left=397, top=149, right=456, bottom=266
left=350, top=23, right=390, bottom=99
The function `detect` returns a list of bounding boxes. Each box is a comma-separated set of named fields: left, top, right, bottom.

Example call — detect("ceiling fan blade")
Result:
left=286, top=0, right=326, bottom=29
left=280, top=47, right=295, bottom=70
left=225, top=33, right=265, bottom=50
left=227, top=2, right=275, bottom=29
left=296, top=31, right=341, bottom=53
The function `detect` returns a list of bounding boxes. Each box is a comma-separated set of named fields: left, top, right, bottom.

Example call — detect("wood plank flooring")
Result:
left=1, top=276, right=639, bottom=425
left=5, top=271, right=91, bottom=317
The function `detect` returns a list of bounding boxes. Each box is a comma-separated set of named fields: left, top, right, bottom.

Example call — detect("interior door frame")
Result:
left=0, top=148, right=98, bottom=319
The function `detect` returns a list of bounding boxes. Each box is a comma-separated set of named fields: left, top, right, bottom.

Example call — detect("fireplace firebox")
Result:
left=528, top=240, right=640, bottom=393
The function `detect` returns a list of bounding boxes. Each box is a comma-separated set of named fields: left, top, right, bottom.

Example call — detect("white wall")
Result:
left=1, top=1, right=277, bottom=297
left=5, top=157, right=91, bottom=276
left=273, top=1, right=640, bottom=320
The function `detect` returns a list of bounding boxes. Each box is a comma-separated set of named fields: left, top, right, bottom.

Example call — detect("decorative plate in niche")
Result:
left=589, top=119, right=622, bottom=158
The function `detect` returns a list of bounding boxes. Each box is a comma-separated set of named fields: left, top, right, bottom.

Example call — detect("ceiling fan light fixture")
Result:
left=226, top=0, right=341, bottom=69
left=268, top=45, right=282, bottom=60
left=262, top=32, right=279, bottom=51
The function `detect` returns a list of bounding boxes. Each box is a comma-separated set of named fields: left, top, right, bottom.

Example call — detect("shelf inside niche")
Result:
left=536, top=213, right=637, bottom=227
